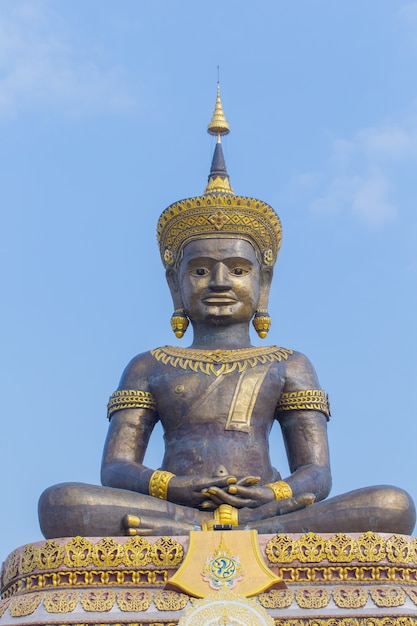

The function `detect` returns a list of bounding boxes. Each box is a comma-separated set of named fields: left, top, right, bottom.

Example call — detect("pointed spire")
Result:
left=204, top=83, right=233, bottom=194
left=207, top=83, right=230, bottom=137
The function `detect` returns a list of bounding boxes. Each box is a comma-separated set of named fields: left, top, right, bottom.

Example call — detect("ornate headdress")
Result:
left=157, top=84, right=282, bottom=270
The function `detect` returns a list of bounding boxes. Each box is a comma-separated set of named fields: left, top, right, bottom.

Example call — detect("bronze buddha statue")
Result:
left=39, top=86, right=415, bottom=538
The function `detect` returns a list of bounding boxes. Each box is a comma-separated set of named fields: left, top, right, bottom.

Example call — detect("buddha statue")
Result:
left=39, top=86, right=415, bottom=539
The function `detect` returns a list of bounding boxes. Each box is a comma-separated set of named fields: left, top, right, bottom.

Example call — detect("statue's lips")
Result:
left=202, top=296, right=238, bottom=306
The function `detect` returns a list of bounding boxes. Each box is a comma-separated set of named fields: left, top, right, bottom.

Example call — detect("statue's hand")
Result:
left=240, top=493, right=316, bottom=523
left=200, top=476, right=275, bottom=509
left=167, top=475, right=237, bottom=508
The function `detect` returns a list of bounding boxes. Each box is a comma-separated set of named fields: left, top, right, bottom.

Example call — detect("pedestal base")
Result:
left=2, top=532, right=417, bottom=624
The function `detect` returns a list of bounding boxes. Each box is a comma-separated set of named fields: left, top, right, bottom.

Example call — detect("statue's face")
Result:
left=178, top=238, right=261, bottom=325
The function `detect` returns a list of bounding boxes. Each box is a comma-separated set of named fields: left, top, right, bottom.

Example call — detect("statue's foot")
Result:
left=123, top=513, right=199, bottom=536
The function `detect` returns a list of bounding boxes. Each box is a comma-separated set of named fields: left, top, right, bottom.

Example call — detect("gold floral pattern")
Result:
left=9, top=592, right=43, bottom=617
left=295, top=587, right=331, bottom=609
left=80, top=589, right=116, bottom=612
left=116, top=589, right=152, bottom=611
left=333, top=586, right=368, bottom=608
left=258, top=588, right=294, bottom=608
left=43, top=590, right=79, bottom=613
left=369, top=586, right=406, bottom=607
left=154, top=589, right=189, bottom=610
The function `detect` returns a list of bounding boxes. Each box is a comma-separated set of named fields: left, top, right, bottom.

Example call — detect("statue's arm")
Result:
left=101, top=407, right=156, bottom=494
left=100, top=353, right=158, bottom=494
left=276, top=351, right=332, bottom=502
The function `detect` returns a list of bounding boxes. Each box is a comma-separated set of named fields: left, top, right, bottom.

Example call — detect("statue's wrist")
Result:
left=265, top=480, right=292, bottom=500
left=149, top=470, right=176, bottom=500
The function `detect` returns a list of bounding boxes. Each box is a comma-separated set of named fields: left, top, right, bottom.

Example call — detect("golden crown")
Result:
left=157, top=84, right=282, bottom=269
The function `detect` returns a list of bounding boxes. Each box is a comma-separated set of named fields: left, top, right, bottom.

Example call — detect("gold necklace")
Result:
left=151, top=345, right=293, bottom=376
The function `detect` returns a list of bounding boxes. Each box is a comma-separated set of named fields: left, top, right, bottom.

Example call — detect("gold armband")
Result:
left=107, top=389, right=156, bottom=420
left=276, top=389, right=330, bottom=419
left=149, top=470, right=175, bottom=500
left=265, top=480, right=293, bottom=500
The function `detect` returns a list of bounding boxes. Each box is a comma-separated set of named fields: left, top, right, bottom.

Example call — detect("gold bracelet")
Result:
left=265, top=480, right=293, bottom=500
left=149, top=470, right=175, bottom=500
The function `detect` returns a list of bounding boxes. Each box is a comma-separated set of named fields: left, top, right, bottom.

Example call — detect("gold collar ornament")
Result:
left=151, top=345, right=293, bottom=376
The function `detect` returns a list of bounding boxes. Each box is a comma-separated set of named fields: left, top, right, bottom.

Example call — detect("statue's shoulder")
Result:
left=117, top=349, right=160, bottom=389
left=280, top=348, right=322, bottom=389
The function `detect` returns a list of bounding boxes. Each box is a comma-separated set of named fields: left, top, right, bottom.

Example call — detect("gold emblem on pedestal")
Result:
left=168, top=530, right=281, bottom=598
left=202, top=534, right=244, bottom=591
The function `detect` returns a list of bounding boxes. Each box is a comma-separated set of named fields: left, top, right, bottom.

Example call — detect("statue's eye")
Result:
left=191, top=268, right=209, bottom=276
left=231, top=267, right=248, bottom=276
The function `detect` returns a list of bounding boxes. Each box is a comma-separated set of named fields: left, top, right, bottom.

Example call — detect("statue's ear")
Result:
left=259, top=266, right=273, bottom=306
left=166, top=268, right=183, bottom=310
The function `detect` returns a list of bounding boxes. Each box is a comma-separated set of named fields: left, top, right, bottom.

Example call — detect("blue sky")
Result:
left=1, top=0, right=417, bottom=563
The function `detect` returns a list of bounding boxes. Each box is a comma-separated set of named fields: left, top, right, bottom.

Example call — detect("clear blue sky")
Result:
left=1, top=0, right=417, bottom=564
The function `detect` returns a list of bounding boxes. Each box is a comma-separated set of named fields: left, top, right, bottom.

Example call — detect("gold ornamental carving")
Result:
left=264, top=532, right=417, bottom=566
left=258, top=588, right=294, bottom=608
left=297, top=532, right=328, bottom=562
left=369, top=586, right=406, bottom=607
left=406, top=586, right=417, bottom=606
left=265, top=534, right=299, bottom=563
left=80, top=589, right=116, bottom=612
left=151, top=536, right=184, bottom=566
left=9, top=592, right=43, bottom=617
left=0, top=598, right=10, bottom=617
left=116, top=589, right=152, bottom=611
left=386, top=534, right=417, bottom=563
left=64, top=536, right=94, bottom=567
left=325, top=533, right=357, bottom=562
left=295, top=587, right=331, bottom=608
left=20, top=543, right=38, bottom=574
left=2, top=550, right=19, bottom=585
left=333, top=586, right=368, bottom=608
left=154, top=589, right=189, bottom=611
left=43, top=590, right=79, bottom=613
left=356, top=531, right=387, bottom=562
left=91, top=536, right=124, bottom=566
left=123, top=535, right=153, bottom=566
left=38, top=539, right=65, bottom=569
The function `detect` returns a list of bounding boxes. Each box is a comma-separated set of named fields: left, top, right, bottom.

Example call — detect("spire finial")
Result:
left=207, top=82, right=230, bottom=139
left=204, top=82, right=233, bottom=195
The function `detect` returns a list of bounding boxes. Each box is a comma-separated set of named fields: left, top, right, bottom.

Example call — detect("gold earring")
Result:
left=170, top=310, right=189, bottom=338
left=252, top=310, right=271, bottom=338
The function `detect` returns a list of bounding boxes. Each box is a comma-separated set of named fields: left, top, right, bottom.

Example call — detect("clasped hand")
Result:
left=167, top=474, right=314, bottom=517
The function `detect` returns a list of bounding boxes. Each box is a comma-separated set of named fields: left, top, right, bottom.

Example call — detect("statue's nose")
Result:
left=209, top=262, right=232, bottom=290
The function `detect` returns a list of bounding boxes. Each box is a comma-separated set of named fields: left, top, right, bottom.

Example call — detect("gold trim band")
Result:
left=265, top=480, right=293, bottom=500
left=277, top=389, right=330, bottom=418
left=149, top=470, right=176, bottom=500
left=107, top=390, right=156, bottom=420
